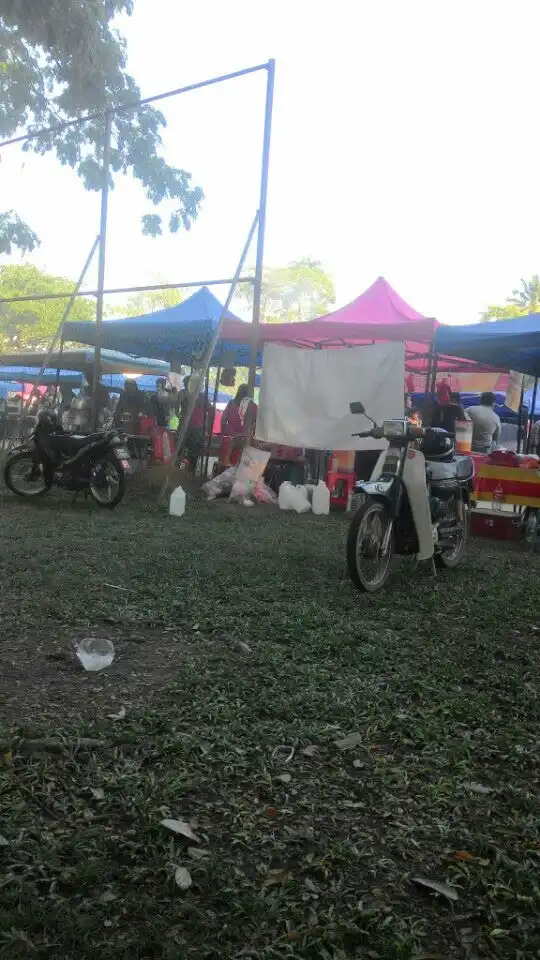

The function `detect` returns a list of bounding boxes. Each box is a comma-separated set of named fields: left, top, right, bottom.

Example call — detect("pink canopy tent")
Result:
left=221, top=276, right=437, bottom=372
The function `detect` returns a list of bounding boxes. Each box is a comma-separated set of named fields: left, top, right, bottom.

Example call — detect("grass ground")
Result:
left=1, top=486, right=539, bottom=960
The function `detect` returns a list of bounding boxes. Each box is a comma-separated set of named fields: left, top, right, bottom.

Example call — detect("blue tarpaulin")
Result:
left=0, top=367, right=84, bottom=386
left=434, top=315, right=540, bottom=378
left=62, top=286, right=250, bottom=365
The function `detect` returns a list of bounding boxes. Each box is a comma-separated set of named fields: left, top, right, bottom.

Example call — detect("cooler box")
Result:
left=470, top=509, right=519, bottom=541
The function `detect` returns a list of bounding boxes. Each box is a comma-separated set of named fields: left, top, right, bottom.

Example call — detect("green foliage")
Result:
left=238, top=258, right=336, bottom=323
left=481, top=274, right=540, bottom=321
left=108, top=285, right=183, bottom=318
left=0, top=0, right=203, bottom=252
left=0, top=210, right=39, bottom=255
left=0, top=262, right=94, bottom=349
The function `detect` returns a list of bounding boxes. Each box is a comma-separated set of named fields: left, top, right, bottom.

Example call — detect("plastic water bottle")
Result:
left=492, top=482, right=505, bottom=513
left=312, top=479, right=330, bottom=515
left=169, top=486, right=186, bottom=517
left=76, top=638, right=115, bottom=672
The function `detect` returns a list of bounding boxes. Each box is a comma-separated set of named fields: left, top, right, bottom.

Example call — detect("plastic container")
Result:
left=169, top=486, right=186, bottom=516
left=455, top=420, right=473, bottom=453
left=76, top=638, right=115, bottom=672
left=492, top=482, right=505, bottom=512
left=312, top=479, right=330, bottom=515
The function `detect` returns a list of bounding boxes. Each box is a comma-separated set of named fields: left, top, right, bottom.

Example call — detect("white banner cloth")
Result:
left=255, top=342, right=405, bottom=450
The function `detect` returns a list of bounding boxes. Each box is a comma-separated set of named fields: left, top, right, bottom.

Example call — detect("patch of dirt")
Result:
left=0, top=626, right=211, bottom=727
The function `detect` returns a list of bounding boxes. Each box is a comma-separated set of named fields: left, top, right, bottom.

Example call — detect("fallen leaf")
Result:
left=0, top=750, right=12, bottom=767
left=304, top=877, right=318, bottom=893
left=0, top=835, right=9, bottom=847
left=231, top=639, right=252, bottom=655
left=465, top=782, right=494, bottom=795
left=353, top=759, right=364, bottom=769
left=90, top=787, right=105, bottom=801
left=174, top=866, right=192, bottom=890
left=278, top=773, right=292, bottom=783
left=302, top=745, right=318, bottom=757
left=107, top=707, right=126, bottom=720
left=334, top=732, right=363, bottom=751
left=100, top=890, right=118, bottom=903
left=161, top=819, right=199, bottom=842
left=455, top=850, right=476, bottom=861
left=262, top=868, right=290, bottom=887
left=188, top=847, right=210, bottom=861
left=266, top=806, right=278, bottom=819
left=413, top=876, right=459, bottom=901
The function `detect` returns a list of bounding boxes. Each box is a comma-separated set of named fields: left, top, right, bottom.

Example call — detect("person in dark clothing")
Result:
left=149, top=378, right=170, bottom=428
left=438, top=391, right=469, bottom=434
left=114, top=380, right=142, bottom=430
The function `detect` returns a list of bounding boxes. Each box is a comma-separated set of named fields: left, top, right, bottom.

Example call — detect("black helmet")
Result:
left=421, top=426, right=455, bottom=462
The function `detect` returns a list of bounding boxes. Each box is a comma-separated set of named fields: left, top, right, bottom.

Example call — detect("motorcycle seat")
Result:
left=456, top=454, right=474, bottom=481
left=47, top=432, right=106, bottom=457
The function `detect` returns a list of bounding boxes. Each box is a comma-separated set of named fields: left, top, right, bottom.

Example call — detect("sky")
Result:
left=2, top=0, right=540, bottom=324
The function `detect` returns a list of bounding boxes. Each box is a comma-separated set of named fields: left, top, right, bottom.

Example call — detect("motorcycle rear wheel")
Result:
left=88, top=454, right=125, bottom=508
left=346, top=500, right=394, bottom=593
left=3, top=451, right=51, bottom=498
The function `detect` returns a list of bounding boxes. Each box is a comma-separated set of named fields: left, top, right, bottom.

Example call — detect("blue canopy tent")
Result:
left=0, top=348, right=170, bottom=377
left=433, top=315, right=540, bottom=378
left=0, top=367, right=83, bottom=387
left=62, top=286, right=257, bottom=365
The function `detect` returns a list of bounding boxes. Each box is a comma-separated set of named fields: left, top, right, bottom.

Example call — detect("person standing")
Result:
left=465, top=392, right=501, bottom=453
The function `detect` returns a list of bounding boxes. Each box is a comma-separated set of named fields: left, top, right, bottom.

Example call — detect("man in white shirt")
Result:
left=465, top=392, right=501, bottom=453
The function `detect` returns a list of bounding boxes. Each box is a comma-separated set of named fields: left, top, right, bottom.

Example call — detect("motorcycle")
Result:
left=346, top=402, right=474, bottom=592
left=3, top=410, right=131, bottom=508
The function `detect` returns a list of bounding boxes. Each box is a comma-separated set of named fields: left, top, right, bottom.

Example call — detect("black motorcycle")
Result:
left=3, top=411, right=131, bottom=508
left=346, top=403, right=474, bottom=592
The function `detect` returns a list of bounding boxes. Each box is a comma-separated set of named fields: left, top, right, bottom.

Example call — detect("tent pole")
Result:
left=248, top=59, right=275, bottom=393
left=204, top=366, right=222, bottom=479
left=516, top=379, right=526, bottom=452
left=0, top=236, right=99, bottom=462
left=158, top=210, right=260, bottom=504
left=92, top=110, right=112, bottom=430
left=525, top=376, right=538, bottom=453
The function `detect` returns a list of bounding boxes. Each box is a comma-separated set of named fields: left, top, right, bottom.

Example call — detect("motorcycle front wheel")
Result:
left=88, top=454, right=125, bottom=508
left=3, top=451, right=51, bottom=498
left=435, top=493, right=468, bottom=568
left=346, top=500, right=394, bottom=593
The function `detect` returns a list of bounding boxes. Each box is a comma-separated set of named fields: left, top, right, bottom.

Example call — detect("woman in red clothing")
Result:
left=220, top=385, right=258, bottom=467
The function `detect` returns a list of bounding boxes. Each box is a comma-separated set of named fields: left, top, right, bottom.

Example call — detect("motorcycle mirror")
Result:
left=350, top=401, right=365, bottom=415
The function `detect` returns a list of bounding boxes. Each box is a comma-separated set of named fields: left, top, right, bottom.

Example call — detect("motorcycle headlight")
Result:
left=383, top=419, right=407, bottom=439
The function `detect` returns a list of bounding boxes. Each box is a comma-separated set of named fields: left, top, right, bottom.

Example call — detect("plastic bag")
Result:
left=253, top=479, right=278, bottom=505
left=202, top=467, right=236, bottom=500
left=229, top=446, right=270, bottom=503
left=278, top=481, right=311, bottom=513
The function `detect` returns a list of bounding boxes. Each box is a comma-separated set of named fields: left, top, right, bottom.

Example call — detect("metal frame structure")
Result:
left=0, top=60, right=276, bottom=425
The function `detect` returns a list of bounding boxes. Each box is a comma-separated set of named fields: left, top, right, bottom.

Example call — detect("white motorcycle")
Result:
left=346, top=403, right=474, bottom=592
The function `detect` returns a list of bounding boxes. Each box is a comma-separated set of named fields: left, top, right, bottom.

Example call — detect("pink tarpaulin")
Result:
left=221, top=277, right=437, bottom=371
left=313, top=276, right=430, bottom=326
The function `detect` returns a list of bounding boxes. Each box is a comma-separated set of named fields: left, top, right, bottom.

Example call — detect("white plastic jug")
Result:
left=169, top=486, right=186, bottom=517
left=312, top=479, right=330, bottom=515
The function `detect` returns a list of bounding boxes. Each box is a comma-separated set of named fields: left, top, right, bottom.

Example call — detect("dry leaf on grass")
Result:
left=160, top=819, right=199, bottom=842
left=334, top=732, right=363, bottom=751
left=262, top=869, right=290, bottom=888
left=107, top=707, right=126, bottom=720
left=465, top=782, right=494, bottom=795
left=302, top=744, right=318, bottom=757
left=188, top=847, right=210, bottom=861
left=174, top=866, right=192, bottom=890
left=413, top=876, right=459, bottom=901
left=278, top=773, right=292, bottom=783
left=231, top=640, right=252, bottom=655
left=90, top=787, right=105, bottom=801
left=0, top=835, right=9, bottom=847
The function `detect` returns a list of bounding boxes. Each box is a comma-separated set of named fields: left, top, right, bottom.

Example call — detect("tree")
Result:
left=0, top=263, right=94, bottom=349
left=238, top=258, right=335, bottom=323
left=107, top=286, right=183, bottom=318
left=0, top=0, right=203, bottom=254
left=481, top=274, right=540, bottom=321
